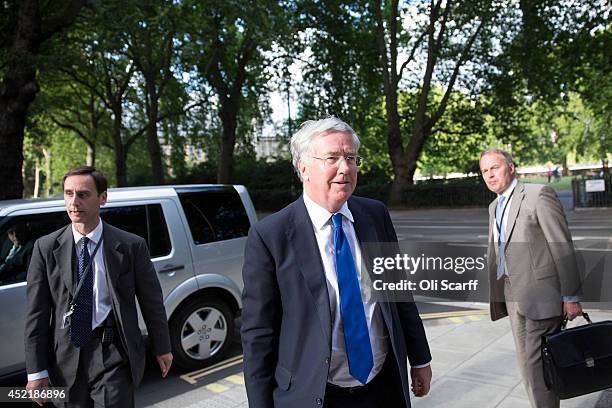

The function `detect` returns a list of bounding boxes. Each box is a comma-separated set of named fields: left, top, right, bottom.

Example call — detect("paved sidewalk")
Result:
left=139, top=308, right=612, bottom=408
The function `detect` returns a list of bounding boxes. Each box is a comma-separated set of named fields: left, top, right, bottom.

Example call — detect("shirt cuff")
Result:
left=411, top=361, right=431, bottom=369
left=563, top=296, right=580, bottom=303
left=27, top=370, right=49, bottom=381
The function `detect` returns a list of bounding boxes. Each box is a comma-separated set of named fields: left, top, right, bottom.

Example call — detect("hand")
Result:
left=26, top=377, right=49, bottom=406
left=156, top=352, right=173, bottom=378
left=410, top=365, right=432, bottom=397
left=563, top=302, right=583, bottom=321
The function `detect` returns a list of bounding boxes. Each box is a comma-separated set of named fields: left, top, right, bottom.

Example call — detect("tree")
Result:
left=124, top=0, right=183, bottom=184
left=0, top=0, right=86, bottom=199
left=371, top=0, right=499, bottom=203
left=183, top=0, right=289, bottom=183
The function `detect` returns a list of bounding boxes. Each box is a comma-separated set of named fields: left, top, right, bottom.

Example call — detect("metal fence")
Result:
left=572, top=175, right=612, bottom=208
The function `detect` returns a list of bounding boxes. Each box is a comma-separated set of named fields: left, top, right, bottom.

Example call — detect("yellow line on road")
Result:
left=206, top=383, right=230, bottom=393
left=448, top=317, right=464, bottom=323
left=225, top=374, right=245, bottom=385
left=180, top=355, right=244, bottom=385
left=420, top=309, right=489, bottom=320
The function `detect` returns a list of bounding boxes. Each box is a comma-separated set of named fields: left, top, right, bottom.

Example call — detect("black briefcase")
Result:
left=541, top=312, right=612, bottom=399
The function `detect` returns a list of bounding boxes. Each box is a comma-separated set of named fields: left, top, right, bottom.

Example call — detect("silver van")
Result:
left=0, top=184, right=257, bottom=377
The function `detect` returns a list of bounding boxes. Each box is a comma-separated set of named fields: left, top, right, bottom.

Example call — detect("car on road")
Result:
left=0, top=184, right=257, bottom=378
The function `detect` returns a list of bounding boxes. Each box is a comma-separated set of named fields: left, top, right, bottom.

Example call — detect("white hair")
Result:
left=290, top=116, right=360, bottom=181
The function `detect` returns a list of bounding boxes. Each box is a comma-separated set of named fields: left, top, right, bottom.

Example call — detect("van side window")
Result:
left=178, top=188, right=250, bottom=245
left=0, top=212, right=69, bottom=285
left=101, top=204, right=171, bottom=258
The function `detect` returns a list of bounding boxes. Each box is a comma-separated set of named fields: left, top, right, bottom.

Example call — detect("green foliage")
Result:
left=7, top=0, right=609, bottom=200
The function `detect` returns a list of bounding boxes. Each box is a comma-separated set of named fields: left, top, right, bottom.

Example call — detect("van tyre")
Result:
left=170, top=298, right=234, bottom=370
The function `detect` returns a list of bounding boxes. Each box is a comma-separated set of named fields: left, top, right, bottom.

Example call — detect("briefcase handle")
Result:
left=561, top=312, right=592, bottom=330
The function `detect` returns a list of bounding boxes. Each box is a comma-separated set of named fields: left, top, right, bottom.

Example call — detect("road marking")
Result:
left=420, top=309, right=489, bottom=320
left=467, top=315, right=483, bottom=321
left=448, top=317, right=463, bottom=323
left=225, top=375, right=245, bottom=385
left=180, top=355, right=244, bottom=385
left=205, top=383, right=229, bottom=393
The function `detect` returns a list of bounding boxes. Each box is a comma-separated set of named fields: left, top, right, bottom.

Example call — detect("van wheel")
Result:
left=169, top=299, right=234, bottom=370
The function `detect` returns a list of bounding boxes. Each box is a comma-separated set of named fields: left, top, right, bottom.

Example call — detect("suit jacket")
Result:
left=241, top=195, right=431, bottom=408
left=24, top=222, right=171, bottom=388
left=487, top=182, right=581, bottom=321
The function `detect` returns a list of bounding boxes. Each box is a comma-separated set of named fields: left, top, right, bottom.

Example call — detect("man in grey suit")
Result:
left=480, top=149, right=582, bottom=408
left=24, top=166, right=173, bottom=407
left=241, top=117, right=432, bottom=408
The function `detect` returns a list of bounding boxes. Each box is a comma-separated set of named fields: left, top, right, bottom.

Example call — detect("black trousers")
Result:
left=323, top=354, right=407, bottom=408
left=63, top=331, right=133, bottom=408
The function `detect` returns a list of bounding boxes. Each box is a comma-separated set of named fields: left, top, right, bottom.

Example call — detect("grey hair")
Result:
left=290, top=116, right=361, bottom=181
left=480, top=148, right=515, bottom=168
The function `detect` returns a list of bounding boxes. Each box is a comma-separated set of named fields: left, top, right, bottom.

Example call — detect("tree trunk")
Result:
left=0, top=0, right=41, bottom=200
left=145, top=80, right=164, bottom=184
left=86, top=143, right=95, bottom=167
left=43, top=148, right=52, bottom=196
left=217, top=100, right=238, bottom=184
left=33, top=160, right=41, bottom=198
left=561, top=155, right=569, bottom=176
left=111, top=111, right=128, bottom=186
left=385, top=90, right=409, bottom=206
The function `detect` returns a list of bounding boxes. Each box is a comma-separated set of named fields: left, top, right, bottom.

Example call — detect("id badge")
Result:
left=61, top=310, right=73, bottom=329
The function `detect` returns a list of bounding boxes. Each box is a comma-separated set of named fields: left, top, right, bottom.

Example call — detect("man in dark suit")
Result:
left=480, top=149, right=582, bottom=408
left=24, top=166, right=173, bottom=407
left=241, top=117, right=432, bottom=408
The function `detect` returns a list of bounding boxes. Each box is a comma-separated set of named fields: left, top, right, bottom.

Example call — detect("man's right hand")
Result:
left=26, top=377, right=49, bottom=406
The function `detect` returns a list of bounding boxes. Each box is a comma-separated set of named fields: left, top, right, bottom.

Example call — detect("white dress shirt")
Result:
left=493, top=178, right=517, bottom=246
left=72, top=220, right=112, bottom=330
left=303, top=193, right=388, bottom=386
left=28, top=220, right=111, bottom=381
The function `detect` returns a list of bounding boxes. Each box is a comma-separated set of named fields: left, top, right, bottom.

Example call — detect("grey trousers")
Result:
left=64, top=334, right=134, bottom=408
left=504, top=280, right=561, bottom=408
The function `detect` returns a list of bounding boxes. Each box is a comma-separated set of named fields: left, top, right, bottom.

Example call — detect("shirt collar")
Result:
left=499, top=178, right=518, bottom=199
left=72, top=219, right=103, bottom=245
left=303, top=192, right=354, bottom=230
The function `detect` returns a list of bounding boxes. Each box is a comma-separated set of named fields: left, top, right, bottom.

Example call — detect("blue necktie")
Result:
left=71, top=237, right=93, bottom=347
left=331, top=213, right=373, bottom=384
left=495, top=196, right=507, bottom=280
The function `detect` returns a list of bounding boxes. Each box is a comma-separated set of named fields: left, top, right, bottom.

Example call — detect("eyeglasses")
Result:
left=311, top=155, right=363, bottom=167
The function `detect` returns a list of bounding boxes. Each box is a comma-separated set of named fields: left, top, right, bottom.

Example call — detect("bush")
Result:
left=178, top=159, right=495, bottom=210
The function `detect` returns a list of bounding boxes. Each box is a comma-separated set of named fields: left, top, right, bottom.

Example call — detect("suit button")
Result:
left=316, top=398, right=323, bottom=405
left=324, top=358, right=329, bottom=365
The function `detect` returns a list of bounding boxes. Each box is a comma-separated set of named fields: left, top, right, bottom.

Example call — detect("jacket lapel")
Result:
left=101, top=223, right=124, bottom=291
left=489, top=199, right=497, bottom=256
left=348, top=199, right=399, bottom=340
left=504, top=182, right=525, bottom=245
left=53, top=225, right=76, bottom=295
left=349, top=199, right=377, bottom=247
left=288, top=198, right=332, bottom=345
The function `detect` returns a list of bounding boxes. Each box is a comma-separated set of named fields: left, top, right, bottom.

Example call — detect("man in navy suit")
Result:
left=241, top=117, right=432, bottom=408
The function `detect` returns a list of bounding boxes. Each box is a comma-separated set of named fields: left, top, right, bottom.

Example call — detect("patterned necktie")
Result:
left=331, top=213, right=373, bottom=384
left=70, top=237, right=93, bottom=347
left=495, top=196, right=507, bottom=280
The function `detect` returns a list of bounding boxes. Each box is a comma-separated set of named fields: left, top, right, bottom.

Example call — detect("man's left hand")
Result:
left=410, top=365, right=432, bottom=397
left=156, top=353, right=173, bottom=378
left=563, top=302, right=583, bottom=321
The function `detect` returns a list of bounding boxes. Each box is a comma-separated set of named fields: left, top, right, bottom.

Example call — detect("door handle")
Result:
left=159, top=264, right=184, bottom=273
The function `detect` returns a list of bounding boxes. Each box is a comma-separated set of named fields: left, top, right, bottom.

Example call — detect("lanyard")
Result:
left=496, top=188, right=515, bottom=237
